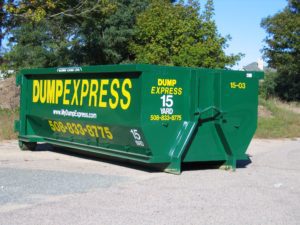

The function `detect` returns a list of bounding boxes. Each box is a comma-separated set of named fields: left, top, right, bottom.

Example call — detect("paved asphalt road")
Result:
left=0, top=139, right=299, bottom=225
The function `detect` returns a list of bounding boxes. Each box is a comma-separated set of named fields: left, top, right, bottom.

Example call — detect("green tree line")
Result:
left=1, top=0, right=297, bottom=101
left=261, top=0, right=300, bottom=101
left=0, top=0, right=241, bottom=72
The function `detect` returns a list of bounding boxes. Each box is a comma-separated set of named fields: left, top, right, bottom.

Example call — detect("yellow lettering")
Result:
left=158, top=79, right=177, bottom=86
left=32, top=78, right=134, bottom=108
left=46, top=80, right=55, bottom=104
left=32, top=80, right=39, bottom=102
left=178, top=88, right=183, bottom=95
left=151, top=86, right=156, bottom=94
left=99, top=79, right=109, bottom=108
left=55, top=80, right=63, bottom=104
left=158, top=79, right=163, bottom=86
left=156, top=87, right=161, bottom=94
left=39, top=80, right=47, bottom=103
left=71, top=80, right=80, bottom=106
left=109, top=79, right=120, bottom=109
left=120, top=79, right=132, bottom=110
left=63, top=80, right=71, bottom=105
left=174, top=87, right=178, bottom=95
left=80, top=80, right=89, bottom=106
left=89, top=79, right=99, bottom=107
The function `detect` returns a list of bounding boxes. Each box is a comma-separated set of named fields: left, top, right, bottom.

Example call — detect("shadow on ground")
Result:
left=34, top=143, right=252, bottom=174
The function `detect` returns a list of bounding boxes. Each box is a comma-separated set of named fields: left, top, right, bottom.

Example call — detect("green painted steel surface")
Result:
left=15, top=64, right=263, bottom=174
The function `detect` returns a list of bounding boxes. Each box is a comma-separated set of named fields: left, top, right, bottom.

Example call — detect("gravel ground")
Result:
left=0, top=139, right=299, bottom=225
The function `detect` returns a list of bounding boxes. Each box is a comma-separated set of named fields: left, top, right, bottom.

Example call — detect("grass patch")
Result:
left=255, top=98, right=300, bottom=138
left=0, top=108, right=19, bottom=140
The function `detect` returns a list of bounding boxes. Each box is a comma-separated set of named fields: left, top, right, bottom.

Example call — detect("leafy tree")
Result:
left=261, top=0, right=300, bottom=101
left=70, top=0, right=150, bottom=65
left=1, top=0, right=151, bottom=70
left=4, top=20, right=72, bottom=68
left=130, top=0, right=242, bottom=68
left=259, top=71, right=278, bottom=99
left=0, top=0, right=4, bottom=47
left=3, top=0, right=116, bottom=23
left=2, top=0, right=240, bottom=71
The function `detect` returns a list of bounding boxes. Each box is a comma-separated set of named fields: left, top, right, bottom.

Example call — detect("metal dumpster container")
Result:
left=15, top=64, right=263, bottom=174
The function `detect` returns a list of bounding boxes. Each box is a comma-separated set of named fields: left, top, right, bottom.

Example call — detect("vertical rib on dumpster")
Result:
left=164, top=121, right=199, bottom=174
left=215, top=123, right=236, bottom=171
left=214, top=72, right=236, bottom=170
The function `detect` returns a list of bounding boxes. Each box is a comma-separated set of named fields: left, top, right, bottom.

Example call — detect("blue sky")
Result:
left=213, top=0, right=287, bottom=68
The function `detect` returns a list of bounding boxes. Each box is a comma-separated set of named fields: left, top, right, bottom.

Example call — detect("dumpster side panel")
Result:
left=218, top=70, right=260, bottom=159
left=182, top=70, right=227, bottom=162
left=183, top=70, right=261, bottom=163
left=141, top=66, right=193, bottom=162
left=20, top=68, right=154, bottom=160
left=18, top=73, right=45, bottom=143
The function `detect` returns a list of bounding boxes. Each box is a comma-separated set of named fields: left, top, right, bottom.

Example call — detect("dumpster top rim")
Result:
left=19, top=64, right=264, bottom=79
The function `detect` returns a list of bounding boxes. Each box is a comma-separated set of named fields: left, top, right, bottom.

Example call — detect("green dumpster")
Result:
left=15, top=64, right=263, bottom=174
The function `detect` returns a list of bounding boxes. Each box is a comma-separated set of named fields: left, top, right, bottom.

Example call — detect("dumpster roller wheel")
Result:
left=19, top=141, right=37, bottom=151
